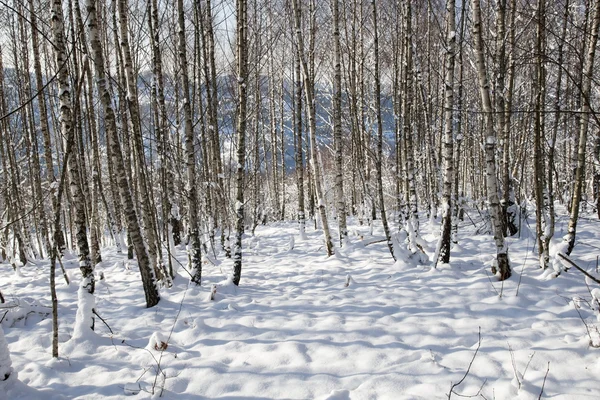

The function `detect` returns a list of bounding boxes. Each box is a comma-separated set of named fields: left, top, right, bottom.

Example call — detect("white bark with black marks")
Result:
left=233, top=0, right=248, bottom=285
left=471, top=0, right=511, bottom=280
left=565, top=0, right=600, bottom=255
left=437, top=0, right=456, bottom=266
left=86, top=0, right=160, bottom=307
left=292, top=0, right=334, bottom=256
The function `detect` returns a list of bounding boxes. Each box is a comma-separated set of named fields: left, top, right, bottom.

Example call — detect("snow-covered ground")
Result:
left=2, top=211, right=600, bottom=399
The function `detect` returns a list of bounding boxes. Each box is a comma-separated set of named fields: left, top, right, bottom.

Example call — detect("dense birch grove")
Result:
left=1, top=0, right=600, bottom=366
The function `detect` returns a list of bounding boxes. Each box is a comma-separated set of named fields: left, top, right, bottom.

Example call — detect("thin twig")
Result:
left=522, top=352, right=535, bottom=382
left=508, top=343, right=520, bottom=389
left=450, top=379, right=487, bottom=398
left=561, top=294, right=597, bottom=347
left=151, top=278, right=192, bottom=395
left=161, top=242, right=193, bottom=279
left=448, top=327, right=482, bottom=399
left=538, top=362, right=550, bottom=399
left=485, top=271, right=500, bottom=296
left=516, top=234, right=533, bottom=297
left=92, top=309, right=113, bottom=334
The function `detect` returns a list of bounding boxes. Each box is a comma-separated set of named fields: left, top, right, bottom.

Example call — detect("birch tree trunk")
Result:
left=148, top=0, right=175, bottom=269
left=176, top=0, right=202, bottom=285
left=292, top=0, right=335, bottom=256
left=203, top=0, right=227, bottom=250
left=51, top=0, right=95, bottom=330
left=118, top=0, right=167, bottom=284
left=233, top=0, right=248, bottom=286
left=294, top=37, right=306, bottom=240
left=451, top=0, right=467, bottom=244
left=502, top=0, right=519, bottom=237
left=437, top=0, right=456, bottom=266
left=550, top=0, right=569, bottom=228
left=565, top=0, right=600, bottom=255
left=28, top=0, right=52, bottom=258
left=86, top=0, right=160, bottom=307
left=402, top=2, right=420, bottom=251
left=533, top=0, right=552, bottom=269
left=332, top=0, right=347, bottom=245
left=493, top=0, right=509, bottom=236
left=471, top=0, right=511, bottom=280
left=371, top=0, right=394, bottom=260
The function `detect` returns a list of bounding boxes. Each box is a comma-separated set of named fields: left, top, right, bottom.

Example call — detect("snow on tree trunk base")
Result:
left=61, top=285, right=99, bottom=356
left=0, top=325, right=15, bottom=384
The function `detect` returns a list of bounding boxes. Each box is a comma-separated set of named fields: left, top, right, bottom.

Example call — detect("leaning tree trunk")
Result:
left=232, top=0, right=248, bottom=286
left=471, top=0, right=511, bottom=280
left=292, top=0, right=334, bottom=256
left=86, top=0, right=159, bottom=307
left=119, top=0, right=168, bottom=285
left=28, top=0, right=52, bottom=259
left=565, top=0, right=600, bottom=255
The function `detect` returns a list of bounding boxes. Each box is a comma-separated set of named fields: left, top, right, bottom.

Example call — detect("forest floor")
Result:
left=1, top=209, right=600, bottom=399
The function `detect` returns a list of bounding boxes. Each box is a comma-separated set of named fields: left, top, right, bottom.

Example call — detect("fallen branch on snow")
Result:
left=557, top=253, right=600, bottom=285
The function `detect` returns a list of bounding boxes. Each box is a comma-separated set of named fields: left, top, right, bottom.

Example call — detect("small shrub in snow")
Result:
left=148, top=332, right=168, bottom=351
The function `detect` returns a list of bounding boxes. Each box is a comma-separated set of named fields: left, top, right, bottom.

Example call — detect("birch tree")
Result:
left=371, top=0, right=394, bottom=260
left=118, top=0, right=168, bottom=285
left=533, top=0, right=552, bottom=269
left=292, top=0, right=334, bottom=256
left=176, top=0, right=202, bottom=285
left=86, top=0, right=160, bottom=307
left=293, top=25, right=306, bottom=240
left=51, top=0, right=95, bottom=332
left=402, top=1, right=421, bottom=253
left=564, top=0, right=600, bottom=255
left=233, top=0, right=248, bottom=286
left=437, top=0, right=456, bottom=266
left=471, top=0, right=511, bottom=280
left=332, top=0, right=347, bottom=245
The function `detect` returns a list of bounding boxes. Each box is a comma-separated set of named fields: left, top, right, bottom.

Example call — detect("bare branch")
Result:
left=448, top=327, right=482, bottom=399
